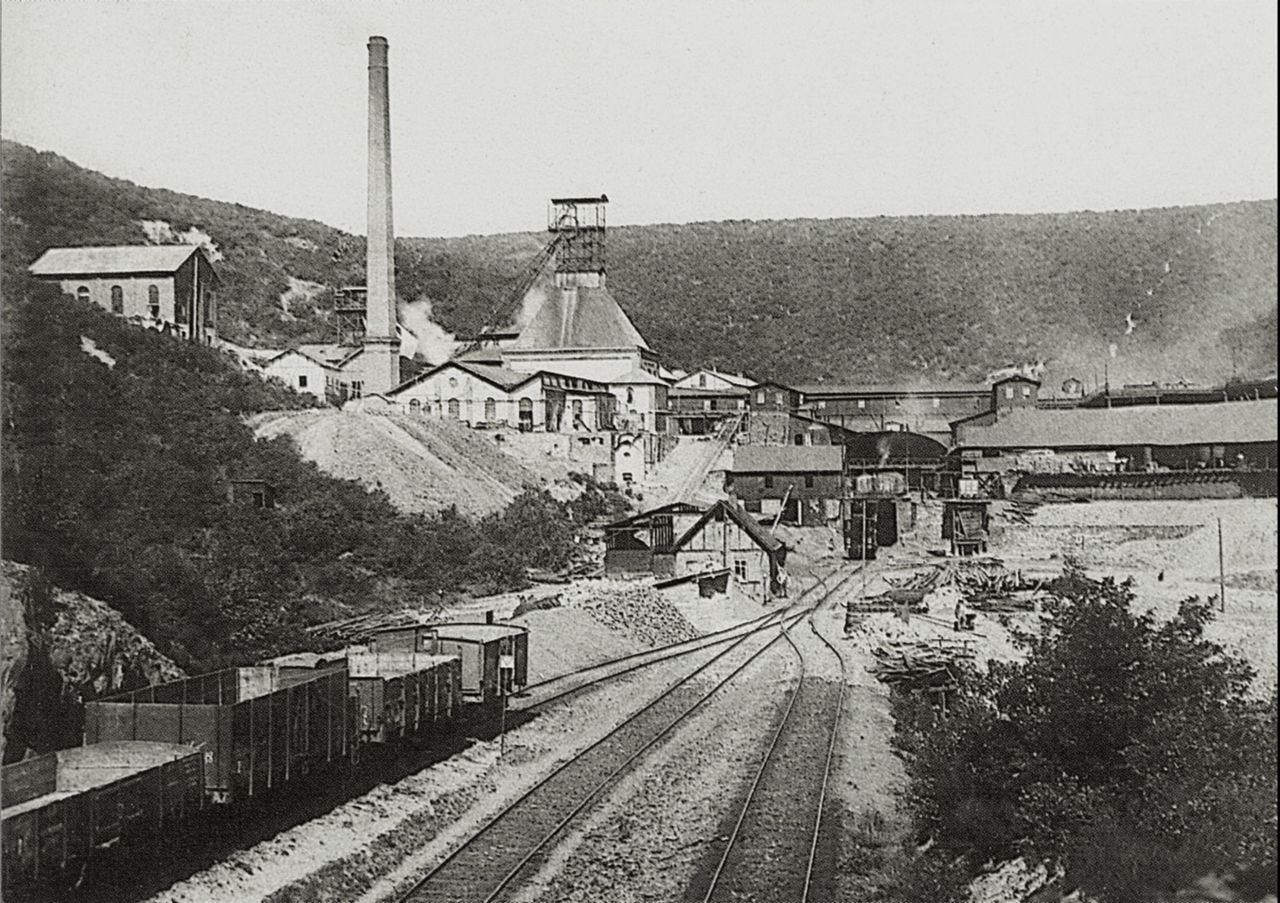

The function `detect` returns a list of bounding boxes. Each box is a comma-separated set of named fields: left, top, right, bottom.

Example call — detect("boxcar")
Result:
left=1, top=741, right=203, bottom=892
left=345, top=653, right=461, bottom=744
left=83, top=666, right=353, bottom=804
left=370, top=622, right=528, bottom=705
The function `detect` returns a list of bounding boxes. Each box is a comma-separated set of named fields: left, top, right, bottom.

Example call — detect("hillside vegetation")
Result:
left=1, top=278, right=625, bottom=685
left=3, top=139, right=1275, bottom=385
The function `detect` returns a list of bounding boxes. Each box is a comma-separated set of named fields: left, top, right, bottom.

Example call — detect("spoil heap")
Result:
left=559, top=579, right=701, bottom=647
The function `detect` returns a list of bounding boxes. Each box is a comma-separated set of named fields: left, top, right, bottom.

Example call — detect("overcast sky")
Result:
left=2, top=1, right=1276, bottom=237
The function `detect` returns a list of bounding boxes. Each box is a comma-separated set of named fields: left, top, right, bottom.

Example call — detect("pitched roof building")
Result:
left=30, top=244, right=219, bottom=345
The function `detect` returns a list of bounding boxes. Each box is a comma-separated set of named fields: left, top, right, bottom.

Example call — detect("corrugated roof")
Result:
left=796, top=382, right=990, bottom=396
left=731, top=445, right=844, bottom=473
left=512, top=285, right=649, bottom=351
left=30, top=245, right=204, bottom=276
left=954, top=399, right=1278, bottom=449
left=673, top=500, right=784, bottom=554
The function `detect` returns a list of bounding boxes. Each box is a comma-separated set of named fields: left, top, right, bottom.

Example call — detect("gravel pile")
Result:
left=559, top=579, right=701, bottom=647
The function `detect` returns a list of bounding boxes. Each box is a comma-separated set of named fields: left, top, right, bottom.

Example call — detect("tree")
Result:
left=894, top=569, right=1277, bottom=902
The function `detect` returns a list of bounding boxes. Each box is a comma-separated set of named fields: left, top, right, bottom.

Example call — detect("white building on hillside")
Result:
left=261, top=349, right=343, bottom=402
left=389, top=359, right=617, bottom=431
left=29, top=244, right=219, bottom=345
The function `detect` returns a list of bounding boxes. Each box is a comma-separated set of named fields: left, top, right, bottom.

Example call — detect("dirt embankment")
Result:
left=249, top=411, right=584, bottom=517
left=2, top=561, right=183, bottom=762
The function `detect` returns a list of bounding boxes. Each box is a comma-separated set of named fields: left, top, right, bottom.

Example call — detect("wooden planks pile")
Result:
left=305, top=609, right=423, bottom=646
left=867, top=637, right=975, bottom=690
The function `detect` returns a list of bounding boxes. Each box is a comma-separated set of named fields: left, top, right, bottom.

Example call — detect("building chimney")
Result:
left=365, top=35, right=400, bottom=394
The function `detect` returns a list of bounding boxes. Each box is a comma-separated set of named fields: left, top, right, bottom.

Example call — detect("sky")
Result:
left=2, top=0, right=1276, bottom=238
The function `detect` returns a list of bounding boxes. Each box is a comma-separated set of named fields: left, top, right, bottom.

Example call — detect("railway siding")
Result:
left=399, top=620, right=799, bottom=903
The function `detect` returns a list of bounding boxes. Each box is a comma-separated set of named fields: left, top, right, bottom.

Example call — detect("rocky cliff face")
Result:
left=1, top=561, right=183, bottom=762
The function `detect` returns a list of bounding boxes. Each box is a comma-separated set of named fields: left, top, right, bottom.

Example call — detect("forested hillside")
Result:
left=3, top=139, right=1275, bottom=385
left=0, top=278, right=622, bottom=681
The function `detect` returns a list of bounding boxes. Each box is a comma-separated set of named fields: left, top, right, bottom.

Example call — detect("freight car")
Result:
left=83, top=665, right=354, bottom=804
left=369, top=621, right=528, bottom=705
left=272, top=651, right=462, bottom=746
left=1, top=741, right=204, bottom=894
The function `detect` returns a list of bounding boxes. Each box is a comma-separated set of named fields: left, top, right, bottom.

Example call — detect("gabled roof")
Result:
left=512, top=285, right=649, bottom=351
left=604, top=502, right=704, bottom=531
left=298, top=343, right=364, bottom=368
left=609, top=367, right=668, bottom=386
left=264, top=348, right=342, bottom=371
left=673, top=500, right=784, bottom=554
left=390, top=359, right=538, bottom=395
left=30, top=244, right=212, bottom=277
left=674, top=368, right=757, bottom=389
left=731, top=445, right=844, bottom=473
left=992, top=374, right=1041, bottom=387
left=953, top=399, right=1278, bottom=449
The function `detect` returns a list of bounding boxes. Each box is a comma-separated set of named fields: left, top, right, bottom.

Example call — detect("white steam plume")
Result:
left=398, top=295, right=458, bottom=364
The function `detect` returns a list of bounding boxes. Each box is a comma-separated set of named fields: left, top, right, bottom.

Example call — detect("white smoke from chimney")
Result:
left=398, top=295, right=458, bottom=364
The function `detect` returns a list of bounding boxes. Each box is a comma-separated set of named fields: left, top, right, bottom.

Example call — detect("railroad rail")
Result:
left=393, top=573, right=858, bottom=903
left=517, top=567, right=857, bottom=712
left=692, top=588, right=849, bottom=903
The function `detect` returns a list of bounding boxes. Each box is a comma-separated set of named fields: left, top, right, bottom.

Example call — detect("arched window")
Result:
left=148, top=285, right=160, bottom=319
left=626, top=388, right=635, bottom=404
left=447, top=398, right=460, bottom=419
left=572, top=399, right=583, bottom=418
left=484, top=397, right=497, bottom=422
left=110, top=285, right=124, bottom=314
left=409, top=398, right=422, bottom=414
left=76, top=286, right=91, bottom=305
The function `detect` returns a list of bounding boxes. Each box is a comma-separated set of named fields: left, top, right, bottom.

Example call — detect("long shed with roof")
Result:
left=953, top=398, right=1278, bottom=471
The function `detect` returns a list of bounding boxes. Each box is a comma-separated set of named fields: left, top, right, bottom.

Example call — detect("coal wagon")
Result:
left=83, top=666, right=353, bottom=804
left=1, top=741, right=203, bottom=893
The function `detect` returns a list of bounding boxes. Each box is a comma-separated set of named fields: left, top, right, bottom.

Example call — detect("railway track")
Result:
left=393, top=591, right=845, bottom=903
left=516, top=567, right=856, bottom=712
left=691, top=589, right=849, bottom=903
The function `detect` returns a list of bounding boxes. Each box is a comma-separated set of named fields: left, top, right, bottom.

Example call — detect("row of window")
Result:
left=79, top=284, right=163, bottom=318
left=760, top=474, right=818, bottom=489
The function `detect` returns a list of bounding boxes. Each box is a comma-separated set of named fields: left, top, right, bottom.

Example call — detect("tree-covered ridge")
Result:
left=1, top=280, right=625, bottom=678
left=3, top=139, right=1275, bottom=385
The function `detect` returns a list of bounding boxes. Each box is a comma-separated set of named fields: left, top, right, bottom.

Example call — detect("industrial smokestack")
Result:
left=365, top=35, right=400, bottom=393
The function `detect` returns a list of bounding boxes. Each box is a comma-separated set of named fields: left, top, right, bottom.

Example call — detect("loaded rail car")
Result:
left=1, top=741, right=204, bottom=893
left=83, top=666, right=353, bottom=804
left=344, top=653, right=461, bottom=744
left=370, top=622, right=528, bottom=705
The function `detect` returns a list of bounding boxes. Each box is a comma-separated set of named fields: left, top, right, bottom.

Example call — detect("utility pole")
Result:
left=1217, top=517, right=1226, bottom=613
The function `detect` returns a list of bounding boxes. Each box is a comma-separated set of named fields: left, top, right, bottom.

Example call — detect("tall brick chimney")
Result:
left=364, top=35, right=400, bottom=394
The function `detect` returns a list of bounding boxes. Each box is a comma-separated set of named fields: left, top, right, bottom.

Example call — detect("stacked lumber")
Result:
left=305, top=609, right=422, bottom=646
left=866, top=638, right=975, bottom=690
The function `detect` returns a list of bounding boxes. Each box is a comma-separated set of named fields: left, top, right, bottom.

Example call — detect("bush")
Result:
left=893, top=569, right=1277, bottom=902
